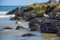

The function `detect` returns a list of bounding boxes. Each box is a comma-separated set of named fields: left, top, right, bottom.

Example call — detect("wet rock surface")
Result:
left=22, top=33, right=35, bottom=37
left=3, top=27, right=13, bottom=29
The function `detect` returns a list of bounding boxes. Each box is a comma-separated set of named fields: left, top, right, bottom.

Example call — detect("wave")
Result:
left=0, top=12, right=7, bottom=14
left=0, top=12, right=15, bottom=18
left=0, top=15, right=15, bottom=18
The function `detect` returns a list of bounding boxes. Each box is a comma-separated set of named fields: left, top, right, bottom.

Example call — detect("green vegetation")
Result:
left=56, top=5, right=60, bottom=8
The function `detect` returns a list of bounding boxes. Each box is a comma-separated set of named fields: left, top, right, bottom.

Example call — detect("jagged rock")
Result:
left=22, top=33, right=35, bottom=37
left=6, top=7, right=35, bottom=21
left=48, top=8, right=60, bottom=21
left=3, top=27, right=13, bottom=29
left=29, top=18, right=60, bottom=33
left=6, top=7, right=19, bottom=15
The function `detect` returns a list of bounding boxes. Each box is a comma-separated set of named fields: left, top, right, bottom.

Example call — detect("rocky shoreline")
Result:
left=6, top=0, right=60, bottom=37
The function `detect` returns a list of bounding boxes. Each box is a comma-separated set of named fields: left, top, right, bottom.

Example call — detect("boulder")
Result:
left=22, top=33, right=35, bottom=37
left=40, top=19, right=60, bottom=33
left=29, top=18, right=60, bottom=33
left=29, top=18, right=45, bottom=31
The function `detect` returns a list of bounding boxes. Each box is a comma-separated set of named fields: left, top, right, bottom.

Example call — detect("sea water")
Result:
left=0, top=6, right=22, bottom=12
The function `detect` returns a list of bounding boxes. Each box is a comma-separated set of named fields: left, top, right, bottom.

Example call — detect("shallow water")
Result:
left=0, top=29, right=45, bottom=40
left=0, top=14, right=44, bottom=40
left=0, top=14, right=59, bottom=40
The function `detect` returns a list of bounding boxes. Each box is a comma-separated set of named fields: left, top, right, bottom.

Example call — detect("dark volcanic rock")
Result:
left=29, top=18, right=60, bottom=33
left=3, top=27, right=13, bottom=29
left=22, top=33, right=35, bottom=37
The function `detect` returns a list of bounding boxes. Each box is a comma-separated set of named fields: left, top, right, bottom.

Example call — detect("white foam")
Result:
left=0, top=15, right=15, bottom=18
left=0, top=12, right=7, bottom=14
left=0, top=12, right=15, bottom=18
